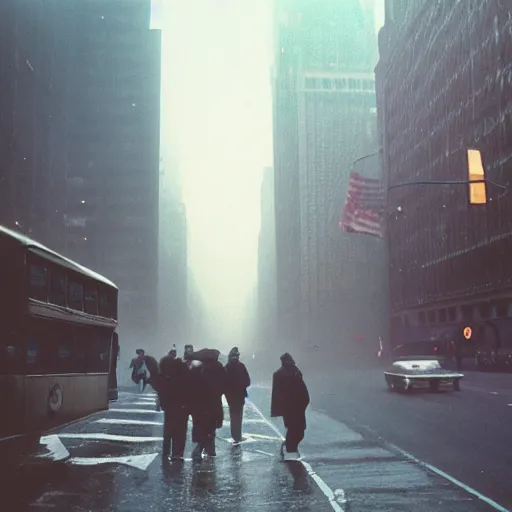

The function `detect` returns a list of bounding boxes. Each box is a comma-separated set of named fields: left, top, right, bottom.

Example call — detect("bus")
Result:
left=0, top=226, right=119, bottom=446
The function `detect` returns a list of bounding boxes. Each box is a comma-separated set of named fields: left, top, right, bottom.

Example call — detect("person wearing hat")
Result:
left=158, top=344, right=190, bottom=461
left=271, top=352, right=310, bottom=461
left=224, top=347, right=251, bottom=444
left=187, top=348, right=226, bottom=461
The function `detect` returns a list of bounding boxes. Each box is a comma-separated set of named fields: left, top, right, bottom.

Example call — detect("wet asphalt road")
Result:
left=308, top=367, right=512, bottom=511
left=3, top=369, right=511, bottom=511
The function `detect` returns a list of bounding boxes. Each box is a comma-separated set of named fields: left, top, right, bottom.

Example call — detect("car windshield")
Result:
left=392, top=342, right=444, bottom=358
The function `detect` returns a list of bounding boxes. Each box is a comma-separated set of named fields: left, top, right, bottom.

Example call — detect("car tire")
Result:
left=453, top=380, right=461, bottom=392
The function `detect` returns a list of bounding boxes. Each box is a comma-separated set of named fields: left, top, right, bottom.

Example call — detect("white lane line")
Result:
left=122, top=392, right=157, bottom=397
left=248, top=401, right=345, bottom=512
left=109, top=408, right=162, bottom=415
left=96, top=418, right=163, bottom=426
left=243, top=433, right=283, bottom=441
left=69, top=453, right=158, bottom=471
left=385, top=442, right=510, bottom=512
left=58, top=433, right=162, bottom=443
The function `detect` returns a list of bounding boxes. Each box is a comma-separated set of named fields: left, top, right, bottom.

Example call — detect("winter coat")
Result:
left=188, top=352, right=226, bottom=429
left=224, top=360, right=250, bottom=407
left=158, top=356, right=190, bottom=410
left=142, top=355, right=160, bottom=391
left=271, top=364, right=310, bottom=429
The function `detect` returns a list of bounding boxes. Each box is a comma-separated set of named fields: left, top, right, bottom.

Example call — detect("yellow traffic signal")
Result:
left=467, top=149, right=487, bottom=204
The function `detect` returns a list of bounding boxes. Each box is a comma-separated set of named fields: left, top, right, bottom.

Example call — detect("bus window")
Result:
left=56, top=342, right=73, bottom=374
left=26, top=337, right=54, bottom=374
left=49, top=269, right=67, bottom=306
left=29, top=263, right=48, bottom=302
left=97, top=332, right=111, bottom=373
left=99, top=288, right=111, bottom=318
left=84, top=329, right=110, bottom=373
left=84, top=284, right=98, bottom=315
left=68, top=280, right=84, bottom=311
left=0, top=333, right=24, bottom=374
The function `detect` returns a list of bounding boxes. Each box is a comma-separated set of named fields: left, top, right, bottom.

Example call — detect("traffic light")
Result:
left=467, top=149, right=487, bottom=204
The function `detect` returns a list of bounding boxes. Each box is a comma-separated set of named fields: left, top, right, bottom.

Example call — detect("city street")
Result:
left=4, top=368, right=510, bottom=512
left=307, top=366, right=512, bottom=511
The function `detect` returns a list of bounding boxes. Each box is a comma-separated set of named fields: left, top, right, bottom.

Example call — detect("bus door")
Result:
left=108, top=332, right=119, bottom=402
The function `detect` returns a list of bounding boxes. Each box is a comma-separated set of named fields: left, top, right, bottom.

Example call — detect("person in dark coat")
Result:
left=129, top=349, right=148, bottom=391
left=224, top=346, right=250, bottom=444
left=271, top=352, right=310, bottom=460
left=188, top=348, right=226, bottom=461
left=158, top=346, right=189, bottom=461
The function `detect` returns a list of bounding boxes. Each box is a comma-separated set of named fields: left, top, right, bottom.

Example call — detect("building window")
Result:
left=427, top=310, right=436, bottom=324
left=478, top=302, right=492, bottom=319
left=461, top=305, right=473, bottom=322
left=418, top=311, right=426, bottom=325
left=29, top=264, right=48, bottom=302
left=493, top=300, right=508, bottom=319
left=438, top=309, right=447, bottom=323
left=448, top=307, right=457, bottom=322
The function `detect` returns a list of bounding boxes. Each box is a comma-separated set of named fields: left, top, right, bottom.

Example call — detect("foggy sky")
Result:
left=154, top=0, right=384, bottom=350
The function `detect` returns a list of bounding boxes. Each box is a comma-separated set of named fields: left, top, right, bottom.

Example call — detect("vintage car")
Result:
left=384, top=346, right=463, bottom=392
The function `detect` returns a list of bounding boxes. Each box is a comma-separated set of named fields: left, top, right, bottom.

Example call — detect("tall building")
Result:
left=377, top=1, right=512, bottom=355
left=158, top=157, right=188, bottom=350
left=0, top=0, right=161, bottom=344
left=273, top=0, right=383, bottom=351
left=257, top=166, right=277, bottom=346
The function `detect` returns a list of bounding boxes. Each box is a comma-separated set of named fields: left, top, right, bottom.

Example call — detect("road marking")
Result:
left=109, top=408, right=162, bottom=414
left=39, top=435, right=70, bottom=461
left=69, top=453, right=158, bottom=470
left=243, top=433, right=283, bottom=441
left=96, top=418, right=163, bottom=426
left=385, top=442, right=510, bottom=512
left=248, top=401, right=345, bottom=512
left=58, top=433, right=163, bottom=442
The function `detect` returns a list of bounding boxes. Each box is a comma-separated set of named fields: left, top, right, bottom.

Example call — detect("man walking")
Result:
left=224, top=347, right=251, bottom=444
left=159, top=345, right=189, bottom=461
left=271, top=352, right=310, bottom=461
left=188, top=348, right=226, bottom=461
left=129, top=349, right=148, bottom=392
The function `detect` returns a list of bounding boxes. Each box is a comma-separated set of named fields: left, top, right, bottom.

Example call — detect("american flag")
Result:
left=340, top=171, right=385, bottom=238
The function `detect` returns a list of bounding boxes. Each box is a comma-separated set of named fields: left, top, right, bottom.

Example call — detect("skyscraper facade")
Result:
left=0, top=0, right=161, bottom=343
left=273, top=0, right=382, bottom=351
left=377, top=0, right=512, bottom=358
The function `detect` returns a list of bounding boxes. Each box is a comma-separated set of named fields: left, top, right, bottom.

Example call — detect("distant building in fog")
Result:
left=0, top=0, right=161, bottom=343
left=272, top=0, right=385, bottom=351
left=158, top=157, right=188, bottom=348
left=257, top=166, right=277, bottom=346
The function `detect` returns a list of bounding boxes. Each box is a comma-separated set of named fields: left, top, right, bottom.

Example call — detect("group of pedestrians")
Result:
left=130, top=345, right=310, bottom=462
